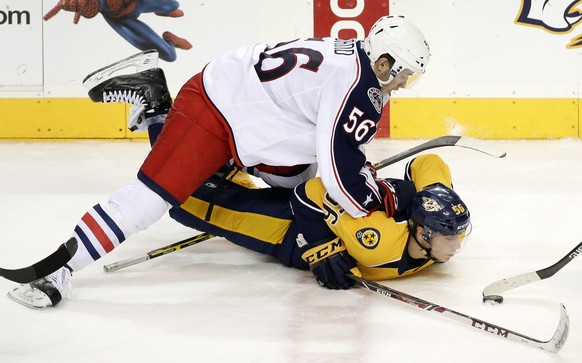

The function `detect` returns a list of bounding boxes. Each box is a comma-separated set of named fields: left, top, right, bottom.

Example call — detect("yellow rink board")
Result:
left=0, top=99, right=146, bottom=140
left=0, top=98, right=579, bottom=139
left=391, top=98, right=579, bottom=139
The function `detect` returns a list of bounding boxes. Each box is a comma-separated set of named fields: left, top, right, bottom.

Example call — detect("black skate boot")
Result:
left=87, top=67, right=172, bottom=111
left=83, top=50, right=172, bottom=131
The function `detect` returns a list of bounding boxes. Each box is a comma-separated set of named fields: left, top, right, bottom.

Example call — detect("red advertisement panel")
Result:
left=313, top=1, right=390, bottom=137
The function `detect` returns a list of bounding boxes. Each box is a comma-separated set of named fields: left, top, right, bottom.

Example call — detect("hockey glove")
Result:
left=301, top=238, right=362, bottom=290
left=376, top=178, right=416, bottom=218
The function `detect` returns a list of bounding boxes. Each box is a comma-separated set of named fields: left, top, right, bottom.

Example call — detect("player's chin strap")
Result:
left=410, top=224, right=444, bottom=264
left=376, top=75, right=391, bottom=87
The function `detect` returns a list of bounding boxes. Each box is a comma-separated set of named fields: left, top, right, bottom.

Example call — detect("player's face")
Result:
left=427, top=229, right=468, bottom=262
left=382, top=69, right=415, bottom=96
left=414, top=225, right=469, bottom=263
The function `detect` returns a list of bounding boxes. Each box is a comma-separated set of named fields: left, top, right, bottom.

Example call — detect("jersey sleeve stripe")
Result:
left=292, top=184, right=325, bottom=215
left=360, top=169, right=382, bottom=201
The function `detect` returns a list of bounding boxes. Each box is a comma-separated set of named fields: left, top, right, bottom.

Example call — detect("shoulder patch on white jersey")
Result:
left=368, top=87, right=383, bottom=114
left=355, top=228, right=380, bottom=249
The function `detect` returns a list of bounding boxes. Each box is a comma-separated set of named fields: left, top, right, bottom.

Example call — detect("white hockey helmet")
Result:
left=363, top=15, right=430, bottom=87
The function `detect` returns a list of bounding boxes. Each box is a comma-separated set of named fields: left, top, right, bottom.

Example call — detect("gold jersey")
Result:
left=300, top=154, right=454, bottom=280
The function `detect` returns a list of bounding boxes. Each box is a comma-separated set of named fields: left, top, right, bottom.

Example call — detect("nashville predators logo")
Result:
left=356, top=228, right=380, bottom=249
left=516, top=0, right=582, bottom=48
left=422, top=196, right=443, bottom=212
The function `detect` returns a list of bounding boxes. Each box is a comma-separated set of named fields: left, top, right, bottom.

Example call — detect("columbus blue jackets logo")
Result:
left=516, top=0, right=582, bottom=48
left=356, top=228, right=380, bottom=249
left=367, top=87, right=383, bottom=114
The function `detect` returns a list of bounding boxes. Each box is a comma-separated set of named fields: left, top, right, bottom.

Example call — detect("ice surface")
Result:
left=0, top=139, right=580, bottom=362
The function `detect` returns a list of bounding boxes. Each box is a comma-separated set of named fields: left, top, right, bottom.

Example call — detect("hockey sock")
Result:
left=67, top=180, right=170, bottom=271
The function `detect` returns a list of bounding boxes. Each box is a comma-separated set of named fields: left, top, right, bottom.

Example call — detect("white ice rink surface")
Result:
left=0, top=138, right=581, bottom=363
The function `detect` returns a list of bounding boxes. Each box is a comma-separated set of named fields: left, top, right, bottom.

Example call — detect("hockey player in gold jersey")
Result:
left=290, top=153, right=470, bottom=289
left=169, top=152, right=471, bottom=290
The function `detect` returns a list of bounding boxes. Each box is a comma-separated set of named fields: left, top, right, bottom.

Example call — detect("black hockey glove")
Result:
left=301, top=238, right=362, bottom=290
left=376, top=178, right=416, bottom=218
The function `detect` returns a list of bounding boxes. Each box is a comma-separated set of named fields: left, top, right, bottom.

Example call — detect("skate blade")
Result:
left=6, top=285, right=52, bottom=310
left=82, top=49, right=159, bottom=90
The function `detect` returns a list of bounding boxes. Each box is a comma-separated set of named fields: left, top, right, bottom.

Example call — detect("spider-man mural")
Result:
left=44, top=0, right=192, bottom=62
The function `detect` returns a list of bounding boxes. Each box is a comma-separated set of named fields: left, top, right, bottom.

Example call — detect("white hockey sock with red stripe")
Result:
left=66, top=179, right=171, bottom=271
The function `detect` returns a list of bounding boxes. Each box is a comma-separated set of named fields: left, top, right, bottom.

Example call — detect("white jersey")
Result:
left=202, top=38, right=386, bottom=217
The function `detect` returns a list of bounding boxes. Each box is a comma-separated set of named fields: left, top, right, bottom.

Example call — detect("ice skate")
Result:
left=86, top=67, right=172, bottom=111
left=83, top=49, right=159, bottom=90
left=84, top=50, right=172, bottom=132
left=7, top=266, right=72, bottom=309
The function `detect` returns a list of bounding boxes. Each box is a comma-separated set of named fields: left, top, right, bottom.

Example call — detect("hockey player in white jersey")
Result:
left=6, top=15, right=430, bottom=308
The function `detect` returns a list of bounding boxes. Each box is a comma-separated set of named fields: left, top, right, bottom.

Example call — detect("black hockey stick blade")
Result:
left=349, top=275, right=569, bottom=353
left=374, top=135, right=506, bottom=170
left=0, top=237, right=78, bottom=283
left=482, top=240, right=582, bottom=298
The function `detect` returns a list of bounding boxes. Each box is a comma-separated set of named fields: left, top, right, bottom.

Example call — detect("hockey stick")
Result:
left=103, top=233, right=215, bottom=272
left=373, top=135, right=506, bottom=170
left=0, top=238, right=78, bottom=283
left=348, top=275, right=569, bottom=353
left=482, top=241, right=582, bottom=303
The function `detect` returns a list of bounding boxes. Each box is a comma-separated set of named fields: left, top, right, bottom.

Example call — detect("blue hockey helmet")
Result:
left=408, top=183, right=471, bottom=236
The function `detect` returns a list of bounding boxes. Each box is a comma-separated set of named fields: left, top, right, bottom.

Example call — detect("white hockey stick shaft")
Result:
left=349, top=275, right=569, bottom=353
left=373, top=135, right=506, bottom=170
left=482, top=241, right=582, bottom=297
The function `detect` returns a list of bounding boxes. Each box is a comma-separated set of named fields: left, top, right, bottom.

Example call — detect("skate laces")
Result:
left=102, top=89, right=146, bottom=106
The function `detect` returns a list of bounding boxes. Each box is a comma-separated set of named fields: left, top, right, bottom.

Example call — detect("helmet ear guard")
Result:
left=407, top=221, right=434, bottom=244
left=421, top=226, right=433, bottom=242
